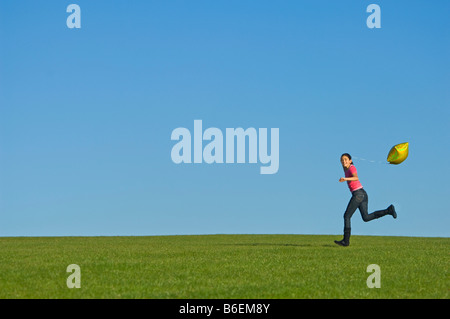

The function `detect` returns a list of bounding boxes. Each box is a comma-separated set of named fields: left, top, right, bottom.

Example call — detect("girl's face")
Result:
left=341, top=156, right=352, bottom=169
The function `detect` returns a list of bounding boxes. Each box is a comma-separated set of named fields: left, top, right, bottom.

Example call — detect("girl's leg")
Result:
left=344, top=193, right=362, bottom=229
left=358, top=190, right=390, bottom=222
left=336, top=193, right=362, bottom=246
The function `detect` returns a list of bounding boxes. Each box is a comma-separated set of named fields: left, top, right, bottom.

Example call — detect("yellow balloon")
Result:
left=387, top=142, right=409, bottom=164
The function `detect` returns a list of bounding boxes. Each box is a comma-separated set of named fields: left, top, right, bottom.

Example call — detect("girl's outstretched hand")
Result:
left=339, top=177, right=346, bottom=182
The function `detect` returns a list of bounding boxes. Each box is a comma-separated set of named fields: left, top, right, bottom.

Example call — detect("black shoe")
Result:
left=388, top=204, right=397, bottom=219
left=334, top=239, right=349, bottom=247
left=335, top=228, right=351, bottom=246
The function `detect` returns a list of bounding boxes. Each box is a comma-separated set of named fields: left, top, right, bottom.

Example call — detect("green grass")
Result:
left=0, top=234, right=448, bottom=299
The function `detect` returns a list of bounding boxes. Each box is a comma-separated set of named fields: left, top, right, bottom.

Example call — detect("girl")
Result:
left=335, top=153, right=397, bottom=246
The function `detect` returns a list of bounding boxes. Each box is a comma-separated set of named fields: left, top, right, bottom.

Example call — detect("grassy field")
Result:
left=0, top=234, right=448, bottom=299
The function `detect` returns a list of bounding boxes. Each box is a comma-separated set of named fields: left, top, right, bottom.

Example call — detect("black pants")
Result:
left=343, top=188, right=389, bottom=230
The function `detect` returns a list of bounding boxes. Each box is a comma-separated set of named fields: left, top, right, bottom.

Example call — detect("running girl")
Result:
left=335, top=153, right=397, bottom=246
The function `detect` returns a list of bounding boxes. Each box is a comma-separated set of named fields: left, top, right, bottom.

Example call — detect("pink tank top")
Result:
left=345, top=165, right=363, bottom=193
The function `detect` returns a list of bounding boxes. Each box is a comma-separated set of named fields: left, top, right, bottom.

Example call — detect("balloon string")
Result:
left=353, top=156, right=385, bottom=164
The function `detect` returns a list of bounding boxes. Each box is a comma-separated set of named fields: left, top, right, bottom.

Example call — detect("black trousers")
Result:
left=343, top=188, right=389, bottom=230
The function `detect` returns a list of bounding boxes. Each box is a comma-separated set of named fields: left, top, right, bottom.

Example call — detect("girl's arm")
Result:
left=339, top=173, right=359, bottom=182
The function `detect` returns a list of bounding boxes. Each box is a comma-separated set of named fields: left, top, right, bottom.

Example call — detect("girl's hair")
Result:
left=341, top=153, right=353, bottom=163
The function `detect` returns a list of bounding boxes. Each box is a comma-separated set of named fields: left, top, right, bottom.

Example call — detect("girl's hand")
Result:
left=339, top=177, right=346, bottom=182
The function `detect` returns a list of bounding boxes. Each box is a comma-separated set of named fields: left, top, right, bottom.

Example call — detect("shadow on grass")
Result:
left=220, top=243, right=338, bottom=248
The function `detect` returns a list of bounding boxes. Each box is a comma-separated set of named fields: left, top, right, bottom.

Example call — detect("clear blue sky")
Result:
left=1, top=1, right=449, bottom=237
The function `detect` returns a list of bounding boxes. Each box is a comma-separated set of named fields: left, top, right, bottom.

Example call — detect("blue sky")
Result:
left=0, top=1, right=449, bottom=237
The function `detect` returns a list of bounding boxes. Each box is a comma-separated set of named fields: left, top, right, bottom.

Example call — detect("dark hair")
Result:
left=341, top=153, right=353, bottom=162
